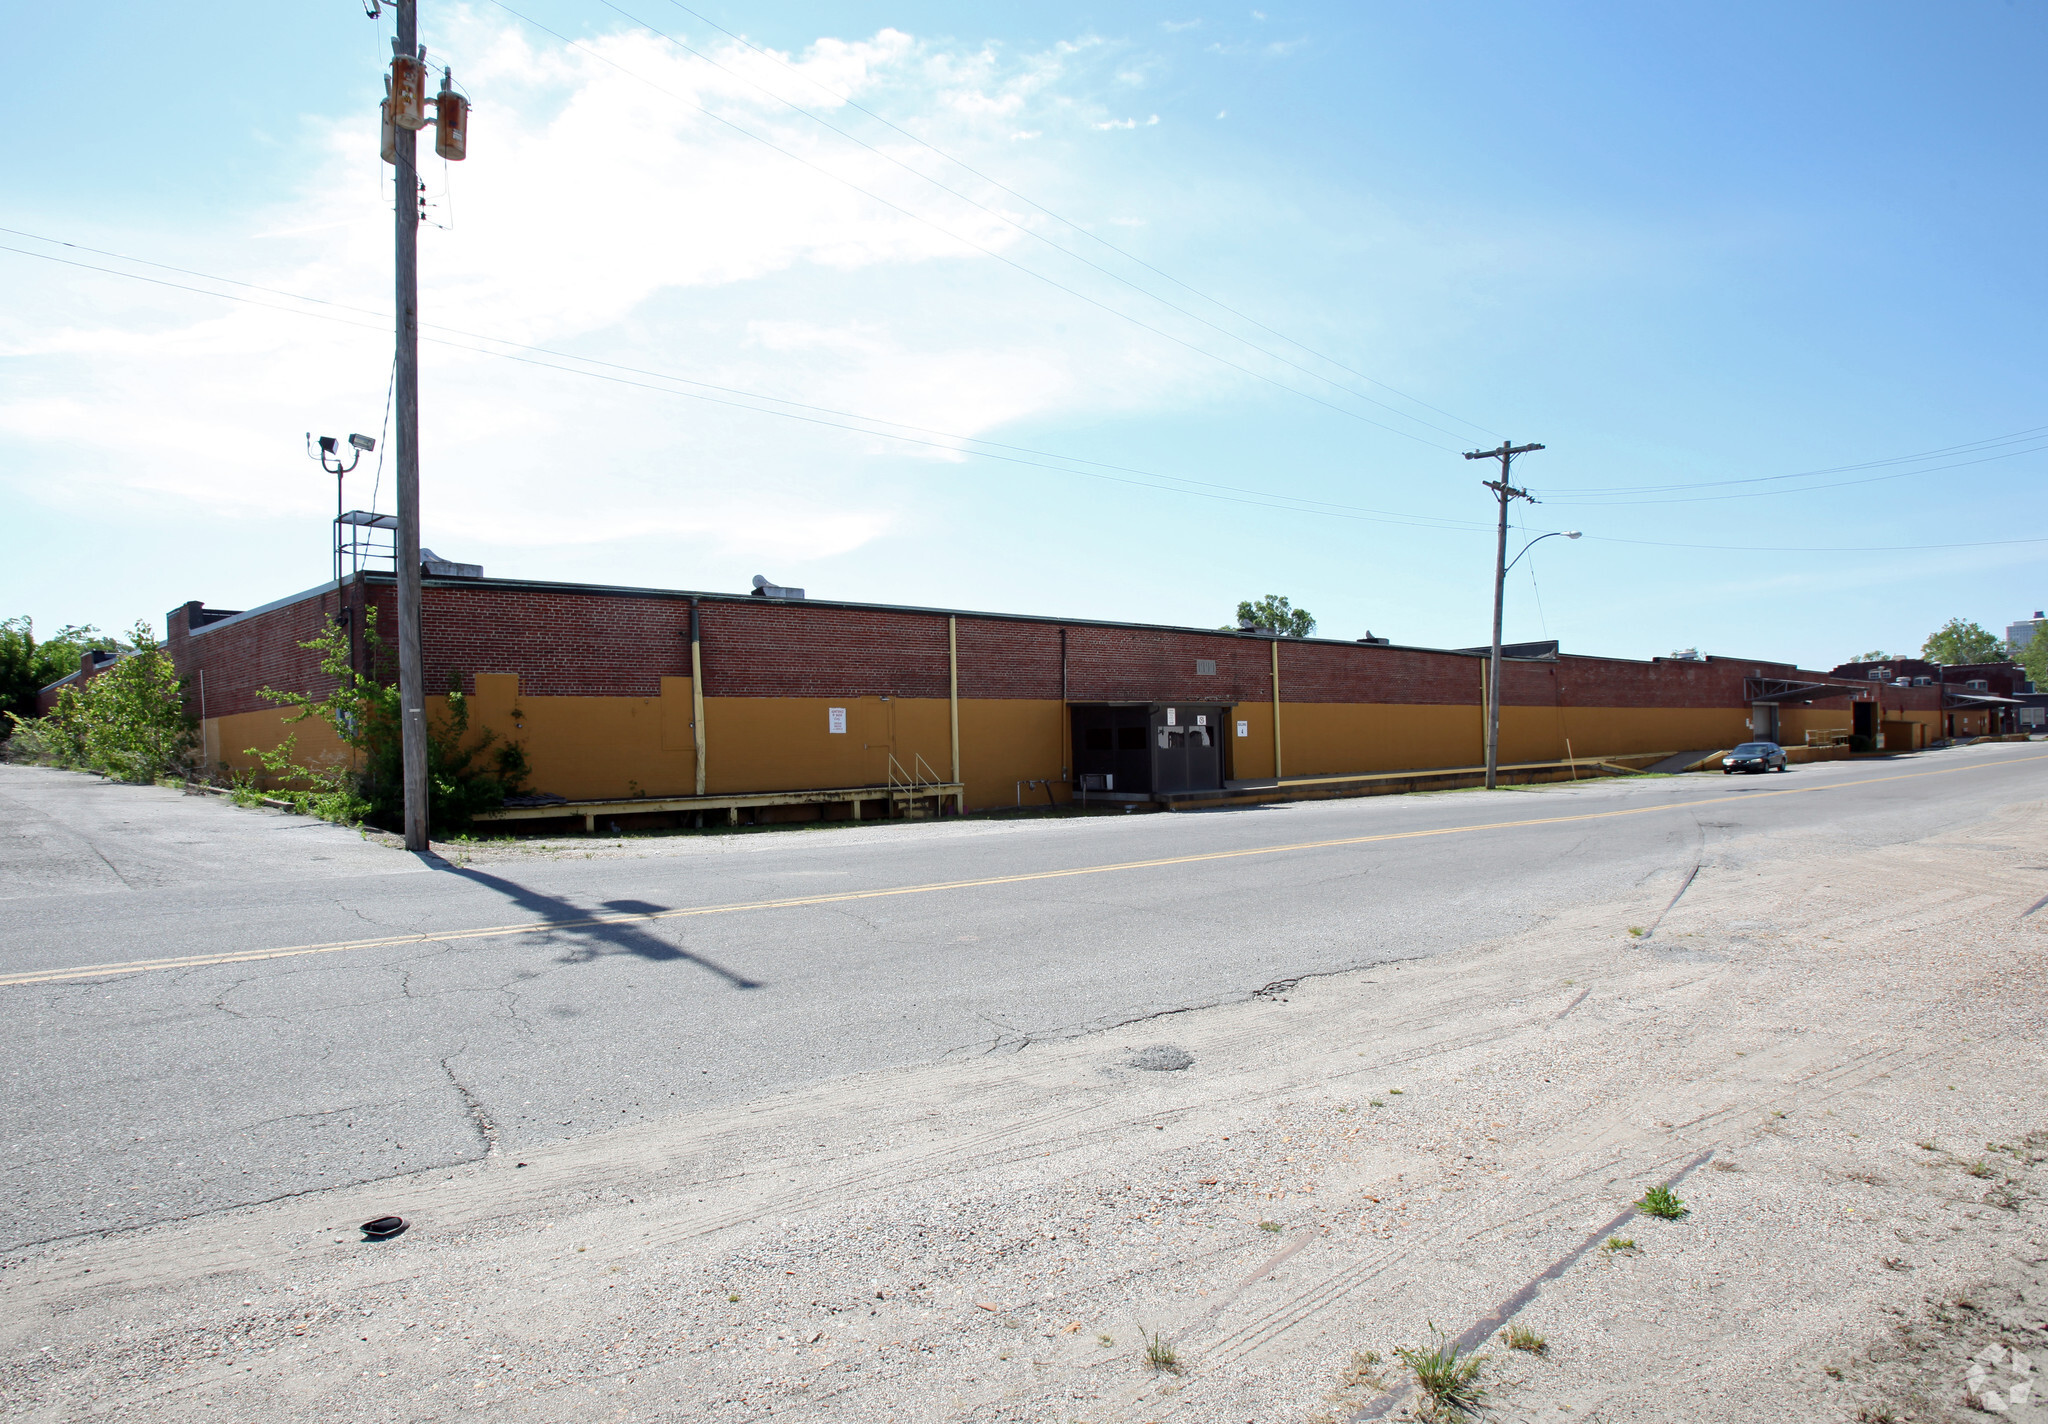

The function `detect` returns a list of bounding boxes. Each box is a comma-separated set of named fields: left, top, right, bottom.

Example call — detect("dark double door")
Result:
left=1071, top=704, right=1227, bottom=794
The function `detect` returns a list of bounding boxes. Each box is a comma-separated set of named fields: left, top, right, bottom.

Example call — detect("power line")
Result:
left=15, top=234, right=2048, bottom=556
left=578, top=0, right=1478, bottom=443
left=659, top=0, right=1498, bottom=439
left=1540, top=424, right=2048, bottom=496
left=1539, top=440, right=2048, bottom=507
left=0, top=236, right=1487, bottom=532
left=480, top=0, right=1461, bottom=450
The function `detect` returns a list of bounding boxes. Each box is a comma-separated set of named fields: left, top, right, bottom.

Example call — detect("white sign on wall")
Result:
left=828, top=707, right=847, bottom=734
left=1237, top=720, right=1249, bottom=737
left=1165, top=708, right=1177, bottom=725
left=1195, top=714, right=1208, bottom=726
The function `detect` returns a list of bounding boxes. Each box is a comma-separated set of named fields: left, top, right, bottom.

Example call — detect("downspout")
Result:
left=1270, top=638, right=1283, bottom=779
left=690, top=598, right=706, bottom=796
left=1059, top=626, right=1069, bottom=786
left=948, top=615, right=962, bottom=814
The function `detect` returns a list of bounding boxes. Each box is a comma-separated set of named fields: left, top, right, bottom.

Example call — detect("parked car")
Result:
left=1723, top=741, right=1788, bottom=774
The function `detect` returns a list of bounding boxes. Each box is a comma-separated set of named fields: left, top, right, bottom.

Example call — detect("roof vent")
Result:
left=1670, top=647, right=1700, bottom=661
left=751, top=574, right=805, bottom=599
left=420, top=548, right=483, bottom=578
left=1356, top=632, right=1391, bottom=645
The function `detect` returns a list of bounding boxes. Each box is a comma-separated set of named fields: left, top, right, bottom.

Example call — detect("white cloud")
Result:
left=0, top=18, right=1247, bottom=569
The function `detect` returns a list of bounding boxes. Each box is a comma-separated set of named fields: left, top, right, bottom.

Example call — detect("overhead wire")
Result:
left=0, top=236, right=1484, bottom=532
left=578, top=0, right=1477, bottom=442
left=10, top=233, right=2048, bottom=555
left=1540, top=424, right=2048, bottom=496
left=658, top=0, right=1498, bottom=440
left=1537, top=439, right=2048, bottom=507
left=479, top=0, right=1461, bottom=450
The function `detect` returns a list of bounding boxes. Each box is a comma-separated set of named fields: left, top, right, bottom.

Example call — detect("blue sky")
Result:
left=3, top=1, right=2042, bottom=668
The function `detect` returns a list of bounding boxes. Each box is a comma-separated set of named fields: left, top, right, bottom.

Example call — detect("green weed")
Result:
left=1395, top=1323, right=1488, bottom=1417
left=1635, top=1184, right=1688, bottom=1219
left=1142, top=1330, right=1181, bottom=1373
left=1500, top=1323, right=1547, bottom=1355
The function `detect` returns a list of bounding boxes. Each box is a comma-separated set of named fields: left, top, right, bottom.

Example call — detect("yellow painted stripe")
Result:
left=4, top=752, right=2040, bottom=988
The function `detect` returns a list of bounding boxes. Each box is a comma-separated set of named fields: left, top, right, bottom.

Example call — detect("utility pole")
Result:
left=1463, top=440, right=1544, bottom=789
left=391, top=0, right=429, bottom=850
left=376, top=0, right=467, bottom=849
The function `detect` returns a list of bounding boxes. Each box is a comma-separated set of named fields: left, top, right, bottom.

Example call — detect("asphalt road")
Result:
left=3, top=743, right=2043, bottom=1252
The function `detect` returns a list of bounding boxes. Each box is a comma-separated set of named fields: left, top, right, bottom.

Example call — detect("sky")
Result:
left=3, top=1, right=2044, bottom=668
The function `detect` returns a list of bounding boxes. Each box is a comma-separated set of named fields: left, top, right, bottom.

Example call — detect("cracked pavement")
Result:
left=1, top=747, right=2042, bottom=1256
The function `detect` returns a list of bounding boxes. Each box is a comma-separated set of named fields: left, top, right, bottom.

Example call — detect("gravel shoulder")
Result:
left=3, top=793, right=2045, bottom=1423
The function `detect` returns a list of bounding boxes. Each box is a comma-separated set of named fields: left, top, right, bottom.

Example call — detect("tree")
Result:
left=1848, top=649, right=1894, bottom=665
left=5, top=621, right=195, bottom=781
left=0, top=617, right=116, bottom=735
left=1231, top=594, right=1316, bottom=638
left=2016, top=624, right=2048, bottom=690
left=1921, top=618, right=2005, bottom=666
left=255, top=609, right=527, bottom=833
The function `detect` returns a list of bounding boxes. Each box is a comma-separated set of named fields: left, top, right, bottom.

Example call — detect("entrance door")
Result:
left=1153, top=707, right=1223, bottom=793
left=1853, top=702, right=1874, bottom=741
left=1752, top=702, right=1780, bottom=742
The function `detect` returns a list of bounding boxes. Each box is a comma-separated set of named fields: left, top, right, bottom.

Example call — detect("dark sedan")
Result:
left=1723, top=741, right=1788, bottom=774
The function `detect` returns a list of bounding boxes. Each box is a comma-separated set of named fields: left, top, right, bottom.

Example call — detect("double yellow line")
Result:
left=4, top=753, right=2037, bottom=988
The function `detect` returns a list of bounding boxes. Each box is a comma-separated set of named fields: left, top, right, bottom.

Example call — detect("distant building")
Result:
left=2009, top=610, right=2045, bottom=654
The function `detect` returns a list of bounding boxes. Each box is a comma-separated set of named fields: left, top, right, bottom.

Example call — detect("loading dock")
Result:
left=1070, top=703, right=1230, bottom=799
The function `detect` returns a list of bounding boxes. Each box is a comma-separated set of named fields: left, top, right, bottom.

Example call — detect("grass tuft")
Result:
left=1395, top=1323, right=1488, bottom=1418
left=1963, top=1158, right=1996, bottom=1179
left=1500, top=1322, right=1547, bottom=1355
left=1258, top=1220, right=1282, bottom=1233
left=1602, top=1236, right=1637, bottom=1254
left=1635, top=1184, right=1688, bottom=1219
left=1142, top=1330, right=1181, bottom=1374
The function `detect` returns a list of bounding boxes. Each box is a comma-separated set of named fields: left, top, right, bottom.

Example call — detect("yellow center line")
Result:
left=4, top=752, right=2040, bottom=988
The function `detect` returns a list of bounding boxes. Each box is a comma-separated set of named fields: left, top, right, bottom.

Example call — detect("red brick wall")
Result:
left=166, top=576, right=1852, bottom=720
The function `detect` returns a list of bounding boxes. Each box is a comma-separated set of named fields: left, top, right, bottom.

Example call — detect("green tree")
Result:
left=0, top=617, right=117, bottom=734
left=1921, top=618, right=2005, bottom=666
left=5, top=621, right=195, bottom=781
left=2016, top=624, right=2048, bottom=690
left=256, top=609, right=527, bottom=834
left=1849, top=649, right=1894, bottom=665
left=1232, top=594, right=1316, bottom=638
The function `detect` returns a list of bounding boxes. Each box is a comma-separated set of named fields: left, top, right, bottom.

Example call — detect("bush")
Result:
left=3, top=622, right=196, bottom=782
left=256, top=610, right=526, bottom=836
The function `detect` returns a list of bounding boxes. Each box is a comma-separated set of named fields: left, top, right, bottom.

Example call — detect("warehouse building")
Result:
left=164, top=567, right=1900, bottom=829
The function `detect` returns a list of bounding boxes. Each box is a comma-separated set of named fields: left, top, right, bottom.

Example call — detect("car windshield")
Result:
left=1732, top=743, right=1775, bottom=754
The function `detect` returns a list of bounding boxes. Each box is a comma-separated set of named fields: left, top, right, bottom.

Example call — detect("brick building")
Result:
left=162, top=569, right=1905, bottom=824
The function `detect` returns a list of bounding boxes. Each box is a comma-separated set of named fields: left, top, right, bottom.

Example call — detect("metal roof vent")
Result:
left=751, top=574, right=805, bottom=599
left=420, top=548, right=483, bottom=578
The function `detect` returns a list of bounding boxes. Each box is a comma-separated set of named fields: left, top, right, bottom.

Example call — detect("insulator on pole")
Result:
left=390, top=53, right=429, bottom=130
left=433, top=69, right=469, bottom=161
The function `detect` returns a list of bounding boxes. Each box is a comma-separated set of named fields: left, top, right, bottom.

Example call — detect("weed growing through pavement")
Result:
left=1626, top=926, right=1646, bottom=937
left=1388, top=1088, right=1404, bottom=1096
left=1963, top=1159, right=1996, bottom=1179
left=1259, top=1220, right=1282, bottom=1233
left=1339, top=1348, right=1389, bottom=1392
left=1097, top=1333, right=1114, bottom=1348
left=728, top=1292, right=741, bottom=1302
left=1916, top=1141, right=1938, bottom=1152
left=1501, top=1323, right=1547, bottom=1354
left=1143, top=1330, right=1181, bottom=1373
left=1602, top=1236, right=1638, bottom=1254
left=1370, top=1099, right=1386, bottom=1107
left=1396, top=1322, right=1488, bottom=1417
left=1635, top=1185, right=1688, bottom=1219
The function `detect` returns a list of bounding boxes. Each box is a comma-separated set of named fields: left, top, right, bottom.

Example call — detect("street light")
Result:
left=309, top=432, right=378, bottom=588
left=1504, top=529, right=1580, bottom=576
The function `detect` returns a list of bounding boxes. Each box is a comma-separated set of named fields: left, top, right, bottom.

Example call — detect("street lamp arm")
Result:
left=1503, top=529, right=1581, bottom=576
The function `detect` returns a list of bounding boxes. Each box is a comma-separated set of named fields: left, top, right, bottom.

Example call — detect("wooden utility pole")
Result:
left=391, top=0, right=429, bottom=850
left=1463, top=440, right=1543, bottom=789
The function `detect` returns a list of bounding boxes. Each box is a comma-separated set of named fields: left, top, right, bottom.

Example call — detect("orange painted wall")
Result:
left=200, top=672, right=1882, bottom=811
